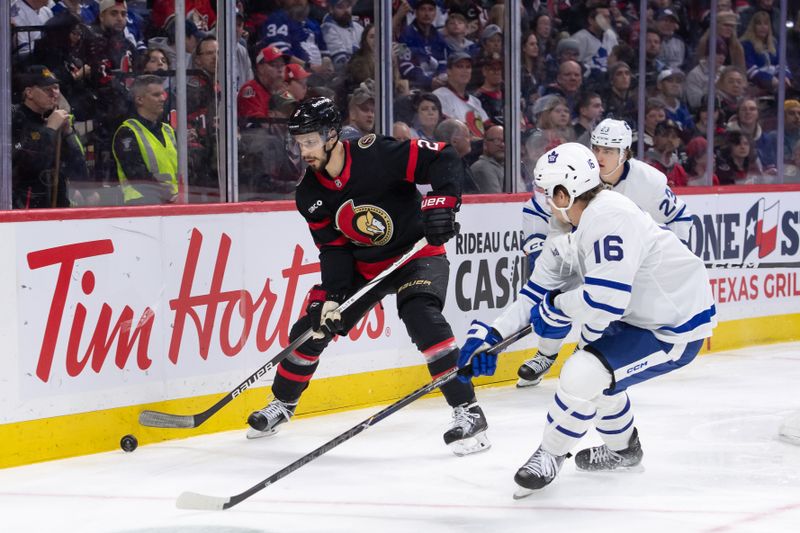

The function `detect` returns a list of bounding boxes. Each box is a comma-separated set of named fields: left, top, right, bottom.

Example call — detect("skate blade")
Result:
left=513, top=486, right=537, bottom=500
left=245, top=426, right=280, bottom=440
left=448, top=431, right=491, bottom=457
left=576, top=463, right=645, bottom=474
left=516, top=377, right=543, bottom=388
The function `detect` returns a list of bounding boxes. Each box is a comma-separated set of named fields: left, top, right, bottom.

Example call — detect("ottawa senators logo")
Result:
left=357, top=133, right=376, bottom=149
left=335, top=200, right=393, bottom=246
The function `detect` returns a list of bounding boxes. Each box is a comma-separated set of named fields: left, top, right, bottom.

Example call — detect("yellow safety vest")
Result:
left=113, top=119, right=178, bottom=203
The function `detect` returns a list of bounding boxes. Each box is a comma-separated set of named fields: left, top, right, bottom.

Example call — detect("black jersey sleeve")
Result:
left=376, top=137, right=464, bottom=198
left=295, top=174, right=355, bottom=293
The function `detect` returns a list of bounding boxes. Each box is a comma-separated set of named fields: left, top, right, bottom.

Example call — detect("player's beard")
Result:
left=306, top=151, right=329, bottom=172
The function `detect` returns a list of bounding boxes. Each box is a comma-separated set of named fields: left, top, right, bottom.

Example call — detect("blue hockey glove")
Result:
left=456, top=320, right=503, bottom=382
left=530, top=290, right=572, bottom=340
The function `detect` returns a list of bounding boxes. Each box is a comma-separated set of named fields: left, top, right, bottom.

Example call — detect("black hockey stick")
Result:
left=175, top=325, right=533, bottom=510
left=139, top=238, right=428, bottom=429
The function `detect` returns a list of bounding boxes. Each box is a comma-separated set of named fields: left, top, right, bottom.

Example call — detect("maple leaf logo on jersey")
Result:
left=335, top=200, right=394, bottom=246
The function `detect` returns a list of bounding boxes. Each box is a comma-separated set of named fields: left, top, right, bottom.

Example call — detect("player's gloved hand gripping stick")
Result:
left=175, top=325, right=533, bottom=511
left=139, top=238, right=429, bottom=429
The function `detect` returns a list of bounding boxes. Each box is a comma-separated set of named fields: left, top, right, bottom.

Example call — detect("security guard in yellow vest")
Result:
left=113, top=74, right=178, bottom=204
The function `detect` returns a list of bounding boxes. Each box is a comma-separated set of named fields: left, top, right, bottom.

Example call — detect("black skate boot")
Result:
left=246, top=398, right=298, bottom=439
left=516, top=353, right=557, bottom=388
left=513, top=446, right=567, bottom=499
left=443, top=402, right=491, bottom=456
left=574, top=428, right=644, bottom=472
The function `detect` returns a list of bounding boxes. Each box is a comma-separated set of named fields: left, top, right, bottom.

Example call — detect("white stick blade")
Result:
left=176, top=491, right=230, bottom=511
left=139, top=410, right=196, bottom=428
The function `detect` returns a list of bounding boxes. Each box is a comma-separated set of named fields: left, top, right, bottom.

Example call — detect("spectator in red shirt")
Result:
left=645, top=119, right=688, bottom=187
left=683, top=137, right=720, bottom=186
left=716, top=130, right=762, bottom=185
left=237, top=46, right=287, bottom=128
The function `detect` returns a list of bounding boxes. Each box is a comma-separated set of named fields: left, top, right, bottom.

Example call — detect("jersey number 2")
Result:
left=593, top=235, right=624, bottom=262
left=416, top=139, right=441, bottom=151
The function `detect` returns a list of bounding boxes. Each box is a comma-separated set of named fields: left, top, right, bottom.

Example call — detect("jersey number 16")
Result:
left=593, top=235, right=624, bottom=263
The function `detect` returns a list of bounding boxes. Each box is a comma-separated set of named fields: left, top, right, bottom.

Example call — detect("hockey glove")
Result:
left=530, top=290, right=572, bottom=340
left=456, top=320, right=503, bottom=383
left=421, top=195, right=460, bottom=246
left=306, top=286, right=346, bottom=339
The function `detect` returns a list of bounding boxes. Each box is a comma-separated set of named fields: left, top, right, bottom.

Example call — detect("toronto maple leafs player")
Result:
left=458, top=143, right=716, bottom=497
left=517, top=119, right=694, bottom=387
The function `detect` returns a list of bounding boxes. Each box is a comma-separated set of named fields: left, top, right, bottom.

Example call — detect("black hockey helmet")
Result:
left=288, top=97, right=341, bottom=138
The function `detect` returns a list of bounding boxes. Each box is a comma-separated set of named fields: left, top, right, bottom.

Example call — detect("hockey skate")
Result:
left=513, top=447, right=567, bottom=498
left=574, top=428, right=644, bottom=472
left=516, top=353, right=556, bottom=388
left=443, top=402, right=491, bottom=456
left=246, top=398, right=298, bottom=439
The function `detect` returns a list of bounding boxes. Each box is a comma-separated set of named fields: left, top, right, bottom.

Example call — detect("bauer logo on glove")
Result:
left=421, top=195, right=461, bottom=246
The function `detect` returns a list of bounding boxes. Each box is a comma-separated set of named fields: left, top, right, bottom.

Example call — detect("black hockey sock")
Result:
left=428, top=348, right=476, bottom=407
left=272, top=359, right=318, bottom=402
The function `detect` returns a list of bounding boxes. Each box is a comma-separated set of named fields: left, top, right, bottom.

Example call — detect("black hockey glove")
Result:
left=421, top=195, right=461, bottom=246
left=306, top=286, right=346, bottom=339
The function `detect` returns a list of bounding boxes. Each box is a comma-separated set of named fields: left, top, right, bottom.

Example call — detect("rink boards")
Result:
left=1, top=185, right=799, bottom=467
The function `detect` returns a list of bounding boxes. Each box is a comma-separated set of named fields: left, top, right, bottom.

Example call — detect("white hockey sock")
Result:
left=593, top=392, right=635, bottom=451
left=541, top=386, right=597, bottom=457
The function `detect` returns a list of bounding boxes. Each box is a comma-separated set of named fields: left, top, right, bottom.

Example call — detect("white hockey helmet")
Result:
left=591, top=118, right=632, bottom=151
left=534, top=143, right=601, bottom=224
left=534, top=142, right=601, bottom=199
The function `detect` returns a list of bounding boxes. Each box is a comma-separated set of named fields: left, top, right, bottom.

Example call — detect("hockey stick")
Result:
left=139, top=238, right=429, bottom=429
left=176, top=324, right=533, bottom=510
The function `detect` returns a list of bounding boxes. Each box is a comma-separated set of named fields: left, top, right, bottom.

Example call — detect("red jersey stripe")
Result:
left=355, top=243, right=445, bottom=280
left=277, top=365, right=314, bottom=382
left=405, top=140, right=419, bottom=183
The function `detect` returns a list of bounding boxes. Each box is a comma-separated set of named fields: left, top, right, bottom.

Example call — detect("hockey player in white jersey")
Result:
left=517, top=118, right=694, bottom=387
left=457, top=143, right=716, bottom=497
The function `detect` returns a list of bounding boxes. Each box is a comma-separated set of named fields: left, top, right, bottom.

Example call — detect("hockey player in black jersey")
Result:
left=246, top=97, right=490, bottom=456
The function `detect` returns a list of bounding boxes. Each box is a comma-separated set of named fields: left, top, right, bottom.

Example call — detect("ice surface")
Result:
left=2, top=343, right=799, bottom=533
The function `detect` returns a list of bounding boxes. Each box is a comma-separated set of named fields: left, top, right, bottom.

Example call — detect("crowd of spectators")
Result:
left=8, top=0, right=800, bottom=208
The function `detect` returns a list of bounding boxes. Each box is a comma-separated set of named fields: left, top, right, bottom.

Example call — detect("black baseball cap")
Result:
left=19, top=65, right=60, bottom=88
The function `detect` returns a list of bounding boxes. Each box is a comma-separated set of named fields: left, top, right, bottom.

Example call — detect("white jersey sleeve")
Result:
left=556, top=190, right=716, bottom=345
left=521, top=189, right=551, bottom=259
left=612, top=159, right=693, bottom=244
left=490, top=233, right=582, bottom=339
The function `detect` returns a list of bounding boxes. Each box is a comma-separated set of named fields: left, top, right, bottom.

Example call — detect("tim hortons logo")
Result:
left=26, top=228, right=385, bottom=383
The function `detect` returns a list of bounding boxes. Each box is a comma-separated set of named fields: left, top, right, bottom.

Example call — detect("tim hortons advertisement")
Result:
left=4, top=212, right=420, bottom=423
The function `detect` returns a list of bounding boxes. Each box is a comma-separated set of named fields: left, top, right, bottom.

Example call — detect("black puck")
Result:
left=120, top=434, right=138, bottom=452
